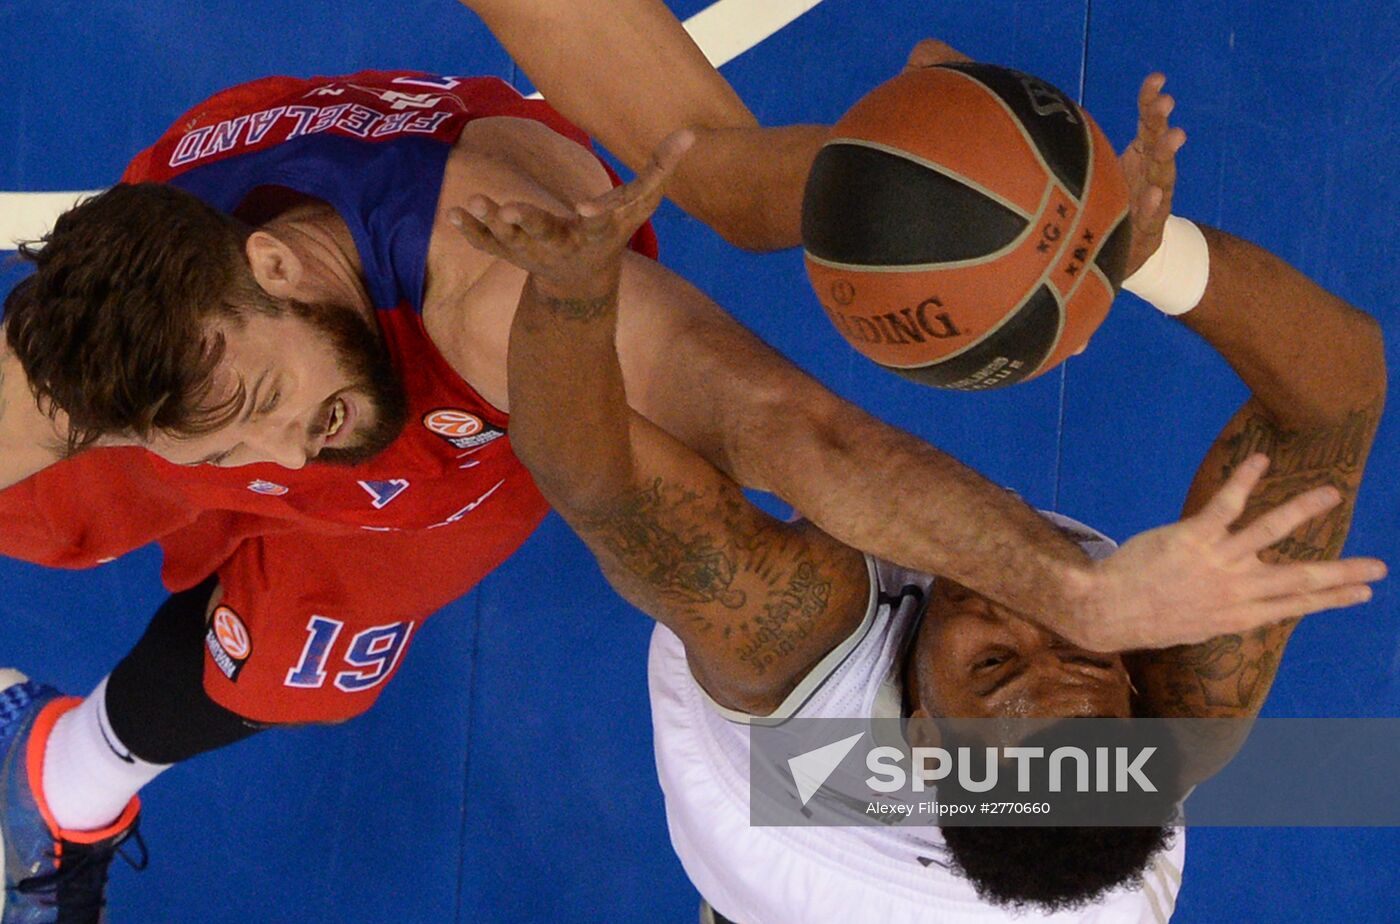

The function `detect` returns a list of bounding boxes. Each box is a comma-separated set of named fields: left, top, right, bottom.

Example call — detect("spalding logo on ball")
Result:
left=802, top=63, right=1130, bottom=390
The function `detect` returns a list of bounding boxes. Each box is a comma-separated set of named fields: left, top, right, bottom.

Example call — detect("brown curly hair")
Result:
left=3, top=182, right=281, bottom=453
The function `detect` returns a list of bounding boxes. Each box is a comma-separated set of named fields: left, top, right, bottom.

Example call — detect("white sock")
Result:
left=40, top=676, right=171, bottom=833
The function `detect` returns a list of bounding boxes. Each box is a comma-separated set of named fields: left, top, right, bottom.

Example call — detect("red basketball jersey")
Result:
left=0, top=70, right=656, bottom=597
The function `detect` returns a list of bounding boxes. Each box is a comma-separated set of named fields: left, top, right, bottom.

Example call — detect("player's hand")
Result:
left=902, top=39, right=973, bottom=71
left=449, top=129, right=694, bottom=300
left=1120, top=73, right=1187, bottom=278
left=1072, top=453, right=1386, bottom=651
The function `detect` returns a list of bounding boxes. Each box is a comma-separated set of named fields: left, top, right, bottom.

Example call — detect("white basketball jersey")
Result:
left=648, top=514, right=1186, bottom=924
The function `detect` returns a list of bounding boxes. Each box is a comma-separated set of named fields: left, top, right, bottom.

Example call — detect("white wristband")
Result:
left=1121, top=215, right=1210, bottom=316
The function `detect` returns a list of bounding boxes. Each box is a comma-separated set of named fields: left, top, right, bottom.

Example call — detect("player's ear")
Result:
left=905, top=708, right=943, bottom=750
left=245, top=230, right=304, bottom=299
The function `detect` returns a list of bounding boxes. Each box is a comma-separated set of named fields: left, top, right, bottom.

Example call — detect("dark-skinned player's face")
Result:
left=915, top=579, right=1132, bottom=719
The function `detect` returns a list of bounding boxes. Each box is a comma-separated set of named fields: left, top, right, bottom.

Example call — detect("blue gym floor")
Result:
left=1, top=1, right=1396, bottom=920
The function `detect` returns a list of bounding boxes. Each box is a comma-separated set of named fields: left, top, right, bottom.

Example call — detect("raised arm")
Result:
left=450, top=10, right=1391, bottom=642
left=460, top=0, right=969, bottom=250
left=452, top=134, right=872, bottom=713
left=1125, top=247, right=1384, bottom=718
left=440, top=73, right=1383, bottom=656
left=597, top=76, right=1385, bottom=653
left=1122, top=87, right=1387, bottom=719
left=459, top=0, right=816, bottom=250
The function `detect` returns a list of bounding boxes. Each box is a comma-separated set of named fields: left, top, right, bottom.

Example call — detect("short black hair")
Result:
left=941, top=823, right=1175, bottom=911
left=4, top=183, right=276, bottom=452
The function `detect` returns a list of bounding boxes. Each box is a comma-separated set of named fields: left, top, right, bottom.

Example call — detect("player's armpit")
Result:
left=556, top=414, right=872, bottom=716
left=1127, top=394, right=1384, bottom=722
left=423, top=117, right=623, bottom=407
left=438, top=117, right=614, bottom=246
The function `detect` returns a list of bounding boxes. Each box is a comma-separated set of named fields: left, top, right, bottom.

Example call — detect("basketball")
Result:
left=801, top=63, right=1131, bottom=390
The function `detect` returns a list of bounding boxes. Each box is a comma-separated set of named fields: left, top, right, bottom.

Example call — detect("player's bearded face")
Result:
left=289, top=298, right=408, bottom=465
left=139, top=299, right=408, bottom=469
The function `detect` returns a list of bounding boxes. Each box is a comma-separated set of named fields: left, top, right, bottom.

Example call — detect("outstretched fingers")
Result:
left=1136, top=74, right=1170, bottom=140
left=1193, top=453, right=1271, bottom=532
left=1241, top=556, right=1387, bottom=601
left=449, top=197, right=517, bottom=258
left=1129, top=73, right=1185, bottom=236
left=1221, top=484, right=1341, bottom=556
left=459, top=193, right=534, bottom=246
left=1215, top=581, right=1376, bottom=635
left=577, top=129, right=695, bottom=238
left=449, top=199, right=578, bottom=284
left=450, top=129, right=690, bottom=291
left=499, top=201, right=562, bottom=239
left=1136, top=74, right=1185, bottom=155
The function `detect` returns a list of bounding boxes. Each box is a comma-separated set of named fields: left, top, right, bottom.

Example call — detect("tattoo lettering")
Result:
left=1221, top=408, right=1373, bottom=478
left=1219, top=402, right=1381, bottom=562
left=736, top=562, right=834, bottom=676
left=1138, top=400, right=1381, bottom=718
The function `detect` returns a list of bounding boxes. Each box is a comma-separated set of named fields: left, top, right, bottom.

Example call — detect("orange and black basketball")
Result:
left=801, top=63, right=1130, bottom=390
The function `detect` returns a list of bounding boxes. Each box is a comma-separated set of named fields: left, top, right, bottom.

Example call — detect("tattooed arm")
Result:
left=1127, top=226, right=1386, bottom=724
left=457, top=134, right=872, bottom=714
left=547, top=445, right=871, bottom=714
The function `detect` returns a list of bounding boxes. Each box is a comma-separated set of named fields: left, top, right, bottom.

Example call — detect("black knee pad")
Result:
left=105, top=577, right=271, bottom=764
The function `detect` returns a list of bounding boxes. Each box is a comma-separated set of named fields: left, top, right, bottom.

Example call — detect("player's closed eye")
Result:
left=972, top=652, right=1011, bottom=672
left=1060, top=654, right=1114, bottom=670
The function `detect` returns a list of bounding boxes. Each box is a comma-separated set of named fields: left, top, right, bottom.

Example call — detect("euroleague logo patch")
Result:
left=247, top=479, right=290, bottom=496
left=422, top=408, right=505, bottom=450
left=206, top=605, right=252, bottom=682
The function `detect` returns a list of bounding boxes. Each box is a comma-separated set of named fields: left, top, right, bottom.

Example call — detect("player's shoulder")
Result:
left=449, top=115, right=614, bottom=207
left=421, top=116, right=615, bottom=378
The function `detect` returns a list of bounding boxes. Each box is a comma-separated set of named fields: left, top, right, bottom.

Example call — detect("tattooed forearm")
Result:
left=579, top=478, right=749, bottom=608
left=1139, top=626, right=1286, bottom=716
left=1215, top=401, right=1382, bottom=565
left=1131, top=398, right=1382, bottom=719
left=1220, top=406, right=1374, bottom=477
left=573, top=476, right=860, bottom=694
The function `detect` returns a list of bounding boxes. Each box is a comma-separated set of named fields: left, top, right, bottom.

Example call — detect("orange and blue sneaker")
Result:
left=0, top=670, right=145, bottom=924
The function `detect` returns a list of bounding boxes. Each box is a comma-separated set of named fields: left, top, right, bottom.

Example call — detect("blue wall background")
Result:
left=0, top=1, right=1395, bottom=920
